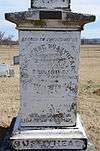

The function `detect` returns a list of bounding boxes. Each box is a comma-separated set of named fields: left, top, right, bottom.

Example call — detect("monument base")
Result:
left=9, top=114, right=89, bottom=150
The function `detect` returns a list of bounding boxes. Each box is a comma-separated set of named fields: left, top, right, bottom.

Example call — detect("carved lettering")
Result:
left=12, top=139, right=85, bottom=150
left=20, top=31, right=80, bottom=126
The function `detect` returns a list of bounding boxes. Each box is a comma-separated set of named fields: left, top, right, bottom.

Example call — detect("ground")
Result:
left=0, top=45, right=100, bottom=150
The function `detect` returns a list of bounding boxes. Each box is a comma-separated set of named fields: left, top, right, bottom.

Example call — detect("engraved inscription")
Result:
left=20, top=31, right=80, bottom=127
left=12, top=139, right=86, bottom=150
left=21, top=103, right=76, bottom=124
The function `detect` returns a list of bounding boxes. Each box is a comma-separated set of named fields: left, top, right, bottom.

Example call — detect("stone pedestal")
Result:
left=5, top=0, right=95, bottom=150
left=10, top=114, right=87, bottom=150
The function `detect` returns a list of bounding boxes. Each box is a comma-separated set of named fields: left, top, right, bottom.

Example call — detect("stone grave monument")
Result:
left=5, top=0, right=95, bottom=150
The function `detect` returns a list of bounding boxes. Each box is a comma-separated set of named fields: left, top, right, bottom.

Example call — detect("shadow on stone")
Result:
left=0, top=126, right=9, bottom=147
left=0, top=118, right=16, bottom=151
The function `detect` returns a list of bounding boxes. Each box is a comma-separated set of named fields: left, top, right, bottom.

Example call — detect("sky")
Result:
left=0, top=0, right=100, bottom=40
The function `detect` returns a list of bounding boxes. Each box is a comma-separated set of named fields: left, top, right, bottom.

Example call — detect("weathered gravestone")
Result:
left=5, top=0, right=95, bottom=150
left=0, top=64, right=14, bottom=77
left=13, top=55, right=19, bottom=65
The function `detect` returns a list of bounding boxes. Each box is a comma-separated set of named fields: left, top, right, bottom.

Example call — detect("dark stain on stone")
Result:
left=40, top=11, right=62, bottom=20
left=33, top=20, right=47, bottom=27
left=55, top=80, right=58, bottom=83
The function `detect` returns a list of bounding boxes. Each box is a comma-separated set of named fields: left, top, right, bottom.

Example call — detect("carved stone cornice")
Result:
left=5, top=10, right=95, bottom=30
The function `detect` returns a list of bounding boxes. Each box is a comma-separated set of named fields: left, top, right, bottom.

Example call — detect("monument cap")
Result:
left=31, top=0, right=71, bottom=10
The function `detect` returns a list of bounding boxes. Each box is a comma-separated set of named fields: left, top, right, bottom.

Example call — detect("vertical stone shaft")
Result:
left=5, top=0, right=95, bottom=150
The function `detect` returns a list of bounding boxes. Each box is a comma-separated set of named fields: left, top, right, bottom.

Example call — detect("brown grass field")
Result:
left=0, top=45, right=100, bottom=150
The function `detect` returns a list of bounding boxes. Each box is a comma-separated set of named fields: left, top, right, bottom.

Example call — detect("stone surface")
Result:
left=31, top=0, right=70, bottom=9
left=5, top=11, right=95, bottom=30
left=10, top=115, right=88, bottom=150
left=19, top=30, right=80, bottom=127
left=13, top=56, right=19, bottom=65
left=5, top=1, right=96, bottom=150
left=86, top=142, right=96, bottom=151
left=0, top=121, right=96, bottom=151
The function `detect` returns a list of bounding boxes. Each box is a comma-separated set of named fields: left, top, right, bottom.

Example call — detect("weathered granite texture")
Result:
left=31, top=0, right=71, bottom=9
left=7, top=115, right=88, bottom=150
left=4, top=2, right=96, bottom=151
left=0, top=120, right=96, bottom=151
left=19, top=30, right=80, bottom=127
left=5, top=10, right=95, bottom=30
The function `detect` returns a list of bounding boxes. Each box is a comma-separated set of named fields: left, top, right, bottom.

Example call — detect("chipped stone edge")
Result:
left=9, top=114, right=88, bottom=150
left=5, top=10, right=96, bottom=30
left=0, top=119, right=96, bottom=151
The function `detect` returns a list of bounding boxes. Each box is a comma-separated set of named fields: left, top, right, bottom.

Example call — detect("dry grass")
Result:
left=0, top=45, right=20, bottom=127
left=0, top=44, right=100, bottom=150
